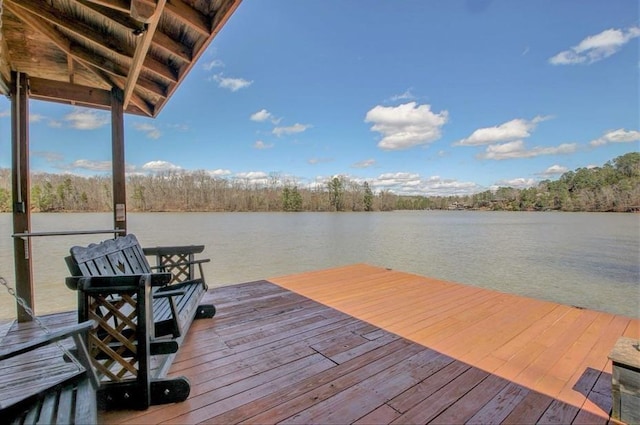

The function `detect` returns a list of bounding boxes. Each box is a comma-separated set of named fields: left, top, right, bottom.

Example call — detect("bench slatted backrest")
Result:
left=71, top=234, right=151, bottom=277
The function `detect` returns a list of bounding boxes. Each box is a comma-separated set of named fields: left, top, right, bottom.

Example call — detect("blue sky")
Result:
left=1, top=0, right=639, bottom=196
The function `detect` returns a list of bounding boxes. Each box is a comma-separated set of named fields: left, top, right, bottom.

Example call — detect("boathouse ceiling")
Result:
left=0, top=0, right=241, bottom=117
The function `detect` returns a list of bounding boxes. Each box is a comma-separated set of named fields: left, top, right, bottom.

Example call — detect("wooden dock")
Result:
left=2, top=264, right=637, bottom=423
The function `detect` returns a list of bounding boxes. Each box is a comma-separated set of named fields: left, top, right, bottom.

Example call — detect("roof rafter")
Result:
left=7, top=0, right=178, bottom=84
left=166, top=0, right=211, bottom=37
left=124, top=0, right=166, bottom=109
left=77, top=0, right=193, bottom=63
left=5, top=2, right=168, bottom=95
left=82, top=0, right=131, bottom=15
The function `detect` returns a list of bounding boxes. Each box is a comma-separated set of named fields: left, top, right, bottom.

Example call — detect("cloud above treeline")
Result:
left=478, top=140, right=577, bottom=160
left=549, top=26, right=640, bottom=65
left=351, top=159, right=376, bottom=169
left=365, top=102, right=449, bottom=150
left=64, top=109, right=110, bottom=130
left=366, top=172, right=480, bottom=196
left=453, top=116, right=551, bottom=146
left=537, top=165, right=569, bottom=177
left=453, top=115, right=578, bottom=160
left=589, top=128, right=640, bottom=147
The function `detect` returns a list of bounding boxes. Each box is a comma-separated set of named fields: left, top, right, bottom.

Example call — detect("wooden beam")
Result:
left=124, top=0, right=166, bottom=109
left=77, top=0, right=193, bottom=63
left=67, top=56, right=76, bottom=85
left=29, top=76, right=151, bottom=116
left=0, top=32, right=12, bottom=95
left=7, top=0, right=178, bottom=84
left=86, top=68, right=155, bottom=116
left=83, top=0, right=131, bottom=14
left=111, top=88, right=127, bottom=234
left=131, top=0, right=156, bottom=23
left=28, top=77, right=112, bottom=109
left=165, top=0, right=210, bottom=37
left=11, top=72, right=34, bottom=323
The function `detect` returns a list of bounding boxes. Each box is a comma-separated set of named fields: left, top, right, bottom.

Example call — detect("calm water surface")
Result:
left=1, top=211, right=638, bottom=319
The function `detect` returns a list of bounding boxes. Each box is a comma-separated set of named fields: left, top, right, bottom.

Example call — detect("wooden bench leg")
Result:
left=97, top=377, right=190, bottom=410
left=195, top=304, right=216, bottom=319
left=150, top=377, right=191, bottom=405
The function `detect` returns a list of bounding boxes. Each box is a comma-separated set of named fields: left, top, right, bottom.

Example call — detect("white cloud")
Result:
left=494, top=178, right=537, bottom=189
left=273, top=123, right=311, bottom=137
left=212, top=74, right=253, bottom=91
left=64, top=108, right=110, bottom=130
left=250, top=109, right=278, bottom=123
left=0, top=109, right=9, bottom=118
left=478, top=140, right=578, bottom=160
left=33, top=151, right=64, bottom=163
left=352, top=159, right=376, bottom=169
left=589, top=128, right=640, bottom=147
left=235, top=171, right=269, bottom=186
left=538, top=164, right=569, bottom=176
left=307, top=157, right=333, bottom=165
left=390, top=89, right=415, bottom=102
left=365, top=102, right=448, bottom=150
left=71, top=159, right=112, bottom=172
left=167, top=123, right=189, bottom=131
left=369, top=172, right=480, bottom=196
left=29, top=114, right=45, bottom=123
left=142, top=160, right=182, bottom=172
left=202, top=59, right=224, bottom=71
left=549, top=26, right=640, bottom=65
left=133, top=122, right=161, bottom=139
left=375, top=172, right=422, bottom=187
left=254, top=140, right=274, bottom=149
left=208, top=169, right=232, bottom=177
left=236, top=171, right=268, bottom=179
left=454, top=116, right=551, bottom=146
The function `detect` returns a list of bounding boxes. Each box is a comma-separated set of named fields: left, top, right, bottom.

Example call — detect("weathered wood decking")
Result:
left=2, top=264, right=638, bottom=424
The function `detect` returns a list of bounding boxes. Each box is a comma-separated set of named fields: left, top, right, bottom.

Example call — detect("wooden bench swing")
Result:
left=65, top=234, right=216, bottom=410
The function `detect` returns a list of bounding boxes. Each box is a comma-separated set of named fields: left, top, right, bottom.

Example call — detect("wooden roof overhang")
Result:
left=0, top=0, right=242, bottom=117
left=1, top=0, right=242, bottom=322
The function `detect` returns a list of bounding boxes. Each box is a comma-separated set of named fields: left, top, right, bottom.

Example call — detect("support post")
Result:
left=111, top=87, right=127, bottom=235
left=11, top=72, right=34, bottom=322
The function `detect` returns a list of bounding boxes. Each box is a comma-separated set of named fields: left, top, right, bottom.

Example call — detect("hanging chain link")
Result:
left=1, top=276, right=83, bottom=371
left=1, top=276, right=48, bottom=332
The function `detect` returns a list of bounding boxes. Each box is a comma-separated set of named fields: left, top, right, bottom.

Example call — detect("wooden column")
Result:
left=11, top=72, right=34, bottom=322
left=111, top=87, right=127, bottom=235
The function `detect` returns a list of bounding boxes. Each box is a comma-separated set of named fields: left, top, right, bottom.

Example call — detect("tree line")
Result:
left=0, top=152, right=638, bottom=213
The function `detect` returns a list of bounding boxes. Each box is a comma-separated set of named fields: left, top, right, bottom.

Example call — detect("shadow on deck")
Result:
left=2, top=265, right=637, bottom=424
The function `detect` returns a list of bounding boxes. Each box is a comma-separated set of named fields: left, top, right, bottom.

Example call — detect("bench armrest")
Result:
left=65, top=272, right=172, bottom=291
left=0, top=321, right=94, bottom=361
left=153, top=289, right=186, bottom=298
left=143, top=245, right=205, bottom=256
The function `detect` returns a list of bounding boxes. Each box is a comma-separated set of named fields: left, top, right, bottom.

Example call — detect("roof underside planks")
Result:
left=0, top=0, right=242, bottom=117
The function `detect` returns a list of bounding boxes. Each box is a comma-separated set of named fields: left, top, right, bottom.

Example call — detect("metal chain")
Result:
left=1, top=276, right=48, bottom=332
left=1, top=276, right=83, bottom=371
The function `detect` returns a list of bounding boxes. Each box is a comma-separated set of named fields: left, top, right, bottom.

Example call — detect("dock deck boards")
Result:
left=2, top=264, right=637, bottom=424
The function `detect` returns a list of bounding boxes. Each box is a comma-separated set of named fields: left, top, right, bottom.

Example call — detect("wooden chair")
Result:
left=0, top=321, right=98, bottom=424
left=65, top=234, right=215, bottom=410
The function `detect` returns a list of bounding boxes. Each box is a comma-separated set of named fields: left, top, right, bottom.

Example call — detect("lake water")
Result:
left=1, top=211, right=638, bottom=319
